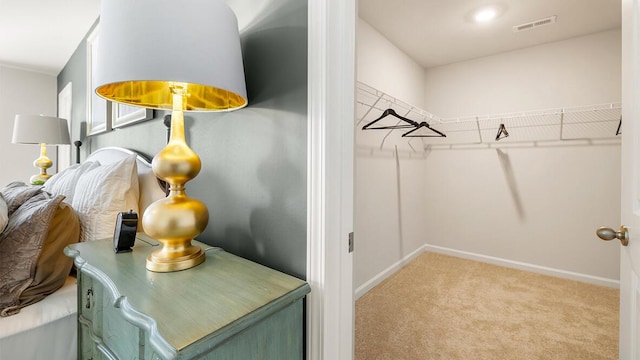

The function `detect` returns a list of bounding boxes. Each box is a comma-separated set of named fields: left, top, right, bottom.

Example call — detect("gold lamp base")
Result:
left=142, top=84, right=209, bottom=273
left=142, top=192, right=209, bottom=272
left=30, top=173, right=52, bottom=185
left=31, top=143, right=53, bottom=185
left=146, top=244, right=205, bottom=272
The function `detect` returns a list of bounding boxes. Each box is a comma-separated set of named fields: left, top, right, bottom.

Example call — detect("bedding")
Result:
left=0, top=277, right=77, bottom=360
left=1, top=181, right=42, bottom=214
left=20, top=200, right=79, bottom=308
left=0, top=183, right=79, bottom=317
left=0, top=195, right=7, bottom=233
left=72, top=153, right=139, bottom=242
left=0, top=147, right=165, bottom=359
left=0, top=154, right=139, bottom=315
left=42, top=160, right=100, bottom=204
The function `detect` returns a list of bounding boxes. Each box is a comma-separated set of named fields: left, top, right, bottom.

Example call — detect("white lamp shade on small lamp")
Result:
left=12, top=115, right=71, bottom=145
left=12, top=114, right=71, bottom=185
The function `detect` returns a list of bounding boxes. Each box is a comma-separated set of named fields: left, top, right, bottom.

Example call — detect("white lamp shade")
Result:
left=95, top=0, right=248, bottom=111
left=12, top=115, right=71, bottom=145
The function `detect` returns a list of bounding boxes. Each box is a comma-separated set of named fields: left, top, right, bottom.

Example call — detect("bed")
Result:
left=0, top=147, right=166, bottom=360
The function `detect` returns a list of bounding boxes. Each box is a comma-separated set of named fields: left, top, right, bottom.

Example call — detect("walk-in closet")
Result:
left=354, top=1, right=622, bottom=358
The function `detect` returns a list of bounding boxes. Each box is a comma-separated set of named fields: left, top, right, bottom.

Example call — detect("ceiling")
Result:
left=359, top=0, right=622, bottom=68
left=0, top=1, right=622, bottom=76
left=0, top=0, right=100, bottom=76
left=0, top=0, right=274, bottom=76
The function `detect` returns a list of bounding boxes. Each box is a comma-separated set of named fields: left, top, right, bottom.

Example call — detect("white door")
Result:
left=618, top=0, right=640, bottom=358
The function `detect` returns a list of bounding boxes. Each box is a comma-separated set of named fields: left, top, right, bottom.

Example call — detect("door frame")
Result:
left=620, top=0, right=639, bottom=357
left=307, top=0, right=356, bottom=359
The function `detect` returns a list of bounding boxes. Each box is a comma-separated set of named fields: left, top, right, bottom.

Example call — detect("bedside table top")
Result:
left=65, top=233, right=310, bottom=353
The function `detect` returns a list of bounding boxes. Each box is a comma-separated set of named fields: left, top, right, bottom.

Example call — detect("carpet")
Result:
left=355, top=252, right=619, bottom=360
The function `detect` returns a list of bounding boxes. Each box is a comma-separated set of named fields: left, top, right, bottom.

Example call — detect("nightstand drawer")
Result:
left=79, top=321, right=115, bottom=360
left=78, top=322, right=97, bottom=360
left=78, top=270, right=145, bottom=359
left=79, top=272, right=99, bottom=324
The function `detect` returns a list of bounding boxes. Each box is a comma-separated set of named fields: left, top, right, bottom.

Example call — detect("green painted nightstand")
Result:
left=64, top=233, right=310, bottom=360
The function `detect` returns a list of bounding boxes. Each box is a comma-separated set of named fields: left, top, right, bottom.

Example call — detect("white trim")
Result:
left=356, top=244, right=620, bottom=299
left=423, top=244, right=620, bottom=289
left=306, top=1, right=356, bottom=360
left=337, top=0, right=356, bottom=355
left=306, top=0, right=327, bottom=358
left=355, top=245, right=426, bottom=299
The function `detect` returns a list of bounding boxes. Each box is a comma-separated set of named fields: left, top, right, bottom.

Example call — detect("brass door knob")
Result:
left=596, top=225, right=629, bottom=246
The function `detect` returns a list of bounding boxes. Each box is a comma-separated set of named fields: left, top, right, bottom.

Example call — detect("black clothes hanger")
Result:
left=616, top=116, right=622, bottom=136
left=362, top=108, right=418, bottom=130
left=495, top=123, right=509, bottom=141
left=402, top=122, right=446, bottom=138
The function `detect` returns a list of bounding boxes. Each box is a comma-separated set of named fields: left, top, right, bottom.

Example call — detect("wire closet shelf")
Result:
left=356, top=81, right=622, bottom=148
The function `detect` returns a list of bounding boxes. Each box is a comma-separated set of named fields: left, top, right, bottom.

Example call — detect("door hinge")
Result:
left=348, top=232, right=354, bottom=253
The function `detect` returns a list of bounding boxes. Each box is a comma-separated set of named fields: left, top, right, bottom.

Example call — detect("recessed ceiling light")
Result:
left=474, top=8, right=497, bottom=22
left=465, top=4, right=506, bottom=24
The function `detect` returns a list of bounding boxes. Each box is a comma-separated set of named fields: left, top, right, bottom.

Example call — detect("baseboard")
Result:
left=355, top=244, right=619, bottom=299
left=423, top=244, right=619, bottom=289
left=355, top=245, right=426, bottom=299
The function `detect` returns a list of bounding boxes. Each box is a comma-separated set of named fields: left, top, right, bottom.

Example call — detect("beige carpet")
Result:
left=356, top=252, right=619, bottom=360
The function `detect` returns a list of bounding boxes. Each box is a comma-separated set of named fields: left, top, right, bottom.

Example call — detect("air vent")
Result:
left=513, top=15, right=557, bottom=33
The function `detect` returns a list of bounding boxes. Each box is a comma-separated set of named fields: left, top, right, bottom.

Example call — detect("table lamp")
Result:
left=12, top=115, right=71, bottom=185
left=95, top=0, right=248, bottom=272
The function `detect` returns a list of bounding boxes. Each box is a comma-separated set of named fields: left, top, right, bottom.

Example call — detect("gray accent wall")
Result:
left=57, top=1, right=308, bottom=279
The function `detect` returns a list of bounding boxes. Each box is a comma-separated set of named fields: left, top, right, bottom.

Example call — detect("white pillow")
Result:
left=72, top=154, right=139, bottom=242
left=43, top=161, right=100, bottom=203
left=0, top=195, right=7, bottom=234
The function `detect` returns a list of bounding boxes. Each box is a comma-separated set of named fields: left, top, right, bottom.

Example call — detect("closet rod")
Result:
left=434, top=119, right=619, bottom=134
left=356, top=82, right=440, bottom=123
left=357, top=80, right=620, bottom=126
left=434, top=104, right=621, bottom=126
left=356, top=81, right=621, bottom=145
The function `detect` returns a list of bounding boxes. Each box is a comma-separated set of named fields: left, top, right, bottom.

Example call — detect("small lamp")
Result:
left=95, top=0, right=248, bottom=272
left=12, top=115, right=71, bottom=185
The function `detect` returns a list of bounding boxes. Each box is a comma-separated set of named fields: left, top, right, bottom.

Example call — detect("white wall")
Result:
left=422, top=29, right=621, bottom=281
left=355, top=18, right=428, bottom=289
left=357, top=18, right=425, bottom=108
left=0, top=65, right=58, bottom=186
left=355, top=24, right=622, bottom=294
left=424, top=29, right=621, bottom=117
